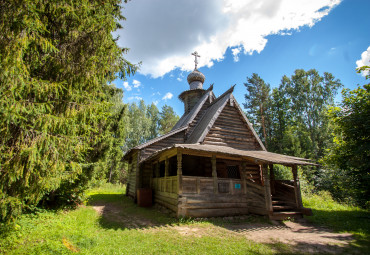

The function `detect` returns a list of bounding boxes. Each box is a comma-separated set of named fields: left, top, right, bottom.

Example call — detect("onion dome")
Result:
left=187, top=69, right=205, bottom=89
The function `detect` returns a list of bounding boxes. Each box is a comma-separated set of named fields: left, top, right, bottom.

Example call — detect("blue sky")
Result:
left=114, top=0, right=370, bottom=116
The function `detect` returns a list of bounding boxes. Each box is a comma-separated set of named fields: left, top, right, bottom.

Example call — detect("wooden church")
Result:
left=124, top=52, right=314, bottom=220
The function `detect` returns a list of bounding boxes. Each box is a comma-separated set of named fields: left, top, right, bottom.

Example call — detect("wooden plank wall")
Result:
left=127, top=152, right=138, bottom=198
left=203, top=104, right=262, bottom=150
left=178, top=176, right=266, bottom=217
left=152, top=177, right=178, bottom=213
left=246, top=180, right=268, bottom=215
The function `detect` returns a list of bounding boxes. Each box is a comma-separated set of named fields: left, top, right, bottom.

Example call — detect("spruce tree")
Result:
left=0, top=0, right=135, bottom=222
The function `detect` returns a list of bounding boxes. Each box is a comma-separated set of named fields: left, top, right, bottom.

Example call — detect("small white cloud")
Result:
left=162, top=92, right=173, bottom=100
left=356, top=46, right=370, bottom=77
left=231, top=46, right=242, bottom=62
left=177, top=77, right=182, bottom=82
left=123, top=81, right=132, bottom=91
left=132, top=79, right=141, bottom=88
left=151, top=92, right=161, bottom=96
left=153, top=100, right=159, bottom=105
left=127, top=96, right=143, bottom=101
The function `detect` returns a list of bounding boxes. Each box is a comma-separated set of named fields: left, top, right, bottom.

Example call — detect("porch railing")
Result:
left=152, top=177, right=178, bottom=194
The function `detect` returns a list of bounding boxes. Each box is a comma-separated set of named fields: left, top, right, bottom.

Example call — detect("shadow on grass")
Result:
left=305, top=208, right=370, bottom=254
left=87, top=193, right=178, bottom=230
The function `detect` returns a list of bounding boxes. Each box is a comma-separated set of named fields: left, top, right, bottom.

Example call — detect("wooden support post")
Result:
left=134, top=152, right=140, bottom=202
left=292, top=165, right=303, bottom=209
left=156, top=162, right=160, bottom=178
left=164, top=157, right=169, bottom=193
left=269, top=164, right=275, bottom=195
left=212, top=155, right=218, bottom=194
left=262, top=164, right=273, bottom=214
left=242, top=162, right=247, bottom=194
left=177, top=152, right=182, bottom=195
left=165, top=157, right=169, bottom=177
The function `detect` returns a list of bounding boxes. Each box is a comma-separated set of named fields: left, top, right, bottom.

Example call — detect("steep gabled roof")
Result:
left=123, top=125, right=187, bottom=159
left=172, top=85, right=214, bottom=130
left=186, top=86, right=234, bottom=143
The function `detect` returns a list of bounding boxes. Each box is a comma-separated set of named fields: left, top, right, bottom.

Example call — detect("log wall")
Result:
left=127, top=152, right=138, bottom=198
left=203, top=104, right=262, bottom=150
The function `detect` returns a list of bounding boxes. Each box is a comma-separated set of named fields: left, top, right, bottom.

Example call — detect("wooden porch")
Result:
left=141, top=146, right=312, bottom=219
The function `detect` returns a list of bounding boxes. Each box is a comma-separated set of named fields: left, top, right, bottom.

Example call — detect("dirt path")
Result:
left=225, top=219, right=354, bottom=254
left=92, top=203, right=354, bottom=254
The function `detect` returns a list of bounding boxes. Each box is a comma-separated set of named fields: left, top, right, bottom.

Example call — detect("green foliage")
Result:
left=244, top=70, right=342, bottom=185
left=323, top=82, right=370, bottom=206
left=0, top=0, right=135, bottom=223
left=244, top=73, right=271, bottom=148
left=158, top=104, right=180, bottom=135
left=124, top=100, right=160, bottom=150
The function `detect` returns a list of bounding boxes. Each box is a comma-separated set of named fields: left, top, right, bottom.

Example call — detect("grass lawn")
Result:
left=0, top=184, right=368, bottom=254
left=303, top=191, right=370, bottom=254
left=0, top=184, right=285, bottom=255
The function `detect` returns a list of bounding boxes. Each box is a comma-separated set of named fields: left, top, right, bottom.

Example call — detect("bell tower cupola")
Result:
left=179, top=51, right=207, bottom=114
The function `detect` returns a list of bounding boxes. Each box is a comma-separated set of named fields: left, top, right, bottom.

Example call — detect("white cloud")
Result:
left=231, top=46, right=242, bottom=62
left=162, top=92, right=174, bottom=100
left=151, top=92, right=161, bottom=96
left=118, top=0, right=341, bottom=77
left=132, top=79, right=141, bottom=88
left=177, top=77, right=182, bottom=82
left=123, top=81, right=132, bottom=91
left=356, top=46, right=370, bottom=77
left=153, top=100, right=159, bottom=105
left=127, top=96, right=143, bottom=101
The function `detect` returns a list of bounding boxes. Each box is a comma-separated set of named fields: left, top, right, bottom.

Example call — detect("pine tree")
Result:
left=159, top=105, right=180, bottom=135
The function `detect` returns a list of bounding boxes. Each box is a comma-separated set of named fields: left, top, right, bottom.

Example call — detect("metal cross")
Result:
left=191, top=51, right=200, bottom=70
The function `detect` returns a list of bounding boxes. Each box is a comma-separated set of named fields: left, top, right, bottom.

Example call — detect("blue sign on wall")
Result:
left=234, top=183, right=241, bottom=189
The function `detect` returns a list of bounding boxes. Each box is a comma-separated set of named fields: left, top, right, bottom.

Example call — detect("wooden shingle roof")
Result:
left=142, top=144, right=317, bottom=166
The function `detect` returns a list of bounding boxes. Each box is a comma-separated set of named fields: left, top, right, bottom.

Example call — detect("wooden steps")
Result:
left=270, top=211, right=303, bottom=221
left=270, top=195, right=302, bottom=220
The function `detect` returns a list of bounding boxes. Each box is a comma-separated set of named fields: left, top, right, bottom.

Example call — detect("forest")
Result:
left=0, top=0, right=369, bottom=230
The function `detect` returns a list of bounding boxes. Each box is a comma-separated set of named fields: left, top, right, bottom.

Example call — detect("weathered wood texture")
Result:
left=177, top=175, right=267, bottom=217
left=140, top=161, right=152, bottom=189
left=140, top=131, right=185, bottom=161
left=203, top=104, right=262, bottom=150
left=273, top=180, right=297, bottom=205
left=245, top=180, right=268, bottom=215
left=152, top=177, right=179, bottom=213
left=186, top=99, right=211, bottom=137
left=127, top=152, right=138, bottom=198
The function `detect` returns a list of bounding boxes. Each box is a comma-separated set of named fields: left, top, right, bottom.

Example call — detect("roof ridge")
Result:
left=186, top=90, right=233, bottom=143
left=208, top=84, right=235, bottom=107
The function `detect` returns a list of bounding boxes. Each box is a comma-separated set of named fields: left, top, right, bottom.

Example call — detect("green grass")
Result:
left=303, top=191, right=370, bottom=254
left=1, top=185, right=367, bottom=254
left=0, top=184, right=286, bottom=255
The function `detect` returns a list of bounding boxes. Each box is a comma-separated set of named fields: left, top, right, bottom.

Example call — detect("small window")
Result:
left=227, top=165, right=240, bottom=179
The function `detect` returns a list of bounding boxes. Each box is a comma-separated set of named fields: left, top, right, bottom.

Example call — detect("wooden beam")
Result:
left=269, top=164, right=275, bottom=195
left=212, top=155, right=218, bottom=194
left=262, top=164, right=273, bottom=214
left=177, top=152, right=183, bottom=195
left=292, top=165, right=303, bottom=209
